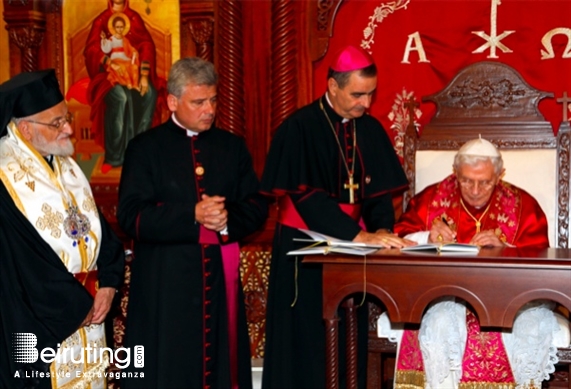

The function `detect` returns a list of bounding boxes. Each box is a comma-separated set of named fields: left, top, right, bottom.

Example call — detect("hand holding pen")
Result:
left=430, top=216, right=457, bottom=243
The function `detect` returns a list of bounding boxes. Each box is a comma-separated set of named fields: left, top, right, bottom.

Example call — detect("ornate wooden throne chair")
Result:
left=367, top=61, right=571, bottom=388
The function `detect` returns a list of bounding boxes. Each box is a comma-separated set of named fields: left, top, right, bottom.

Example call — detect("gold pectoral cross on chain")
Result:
left=344, top=174, right=359, bottom=204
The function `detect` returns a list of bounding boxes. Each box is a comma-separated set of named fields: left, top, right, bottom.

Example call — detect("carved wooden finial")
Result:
left=556, top=91, right=571, bottom=122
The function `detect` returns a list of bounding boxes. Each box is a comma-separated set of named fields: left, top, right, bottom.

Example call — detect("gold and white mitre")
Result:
left=0, top=122, right=109, bottom=389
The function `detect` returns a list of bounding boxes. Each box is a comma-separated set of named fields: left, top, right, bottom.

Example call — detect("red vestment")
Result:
left=393, top=175, right=549, bottom=388
left=395, top=175, right=549, bottom=247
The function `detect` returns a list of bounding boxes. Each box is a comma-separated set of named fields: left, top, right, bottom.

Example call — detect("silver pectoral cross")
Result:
left=344, top=174, right=359, bottom=204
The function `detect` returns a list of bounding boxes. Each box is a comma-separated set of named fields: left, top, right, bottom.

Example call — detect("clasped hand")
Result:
left=195, top=194, right=228, bottom=232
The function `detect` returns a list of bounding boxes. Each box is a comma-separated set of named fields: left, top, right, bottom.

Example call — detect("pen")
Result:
left=441, top=217, right=457, bottom=242
left=441, top=216, right=449, bottom=227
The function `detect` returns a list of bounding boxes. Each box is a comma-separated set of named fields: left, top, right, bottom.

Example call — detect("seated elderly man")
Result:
left=379, top=137, right=567, bottom=389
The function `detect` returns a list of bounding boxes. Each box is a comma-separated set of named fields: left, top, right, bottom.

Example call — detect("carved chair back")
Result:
left=402, top=61, right=570, bottom=248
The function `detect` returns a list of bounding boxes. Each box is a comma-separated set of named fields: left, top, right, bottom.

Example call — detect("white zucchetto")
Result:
left=457, top=136, right=501, bottom=158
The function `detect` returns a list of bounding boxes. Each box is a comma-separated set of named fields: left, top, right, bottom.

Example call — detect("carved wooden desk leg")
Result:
left=325, top=316, right=340, bottom=389
left=342, top=298, right=358, bottom=389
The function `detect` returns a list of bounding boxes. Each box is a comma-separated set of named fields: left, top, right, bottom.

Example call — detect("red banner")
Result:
left=313, top=0, right=571, bottom=153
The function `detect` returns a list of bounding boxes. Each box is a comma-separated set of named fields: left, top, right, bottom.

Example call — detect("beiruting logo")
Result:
left=12, top=333, right=144, bottom=379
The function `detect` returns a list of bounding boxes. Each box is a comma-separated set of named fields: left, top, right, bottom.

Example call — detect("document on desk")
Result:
left=400, top=242, right=480, bottom=254
left=287, top=229, right=383, bottom=256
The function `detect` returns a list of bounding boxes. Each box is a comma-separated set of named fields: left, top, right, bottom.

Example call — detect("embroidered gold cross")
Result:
left=344, top=174, right=359, bottom=204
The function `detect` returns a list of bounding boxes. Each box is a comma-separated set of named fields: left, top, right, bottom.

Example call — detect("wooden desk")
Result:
left=304, top=247, right=571, bottom=389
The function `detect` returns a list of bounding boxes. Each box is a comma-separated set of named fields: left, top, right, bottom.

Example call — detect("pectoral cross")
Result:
left=344, top=174, right=359, bottom=204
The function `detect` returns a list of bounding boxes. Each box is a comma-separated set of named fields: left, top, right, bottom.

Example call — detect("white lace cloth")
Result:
left=419, top=299, right=466, bottom=388
left=502, top=302, right=561, bottom=387
left=377, top=300, right=566, bottom=388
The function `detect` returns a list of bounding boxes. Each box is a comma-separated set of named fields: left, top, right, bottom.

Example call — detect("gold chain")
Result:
left=459, top=198, right=492, bottom=234
left=319, top=96, right=358, bottom=203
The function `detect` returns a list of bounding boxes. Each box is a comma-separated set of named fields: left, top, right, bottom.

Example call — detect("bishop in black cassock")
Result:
left=260, top=46, right=409, bottom=388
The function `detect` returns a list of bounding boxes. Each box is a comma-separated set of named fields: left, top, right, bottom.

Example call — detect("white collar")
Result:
left=324, top=92, right=350, bottom=123
left=171, top=113, right=199, bottom=137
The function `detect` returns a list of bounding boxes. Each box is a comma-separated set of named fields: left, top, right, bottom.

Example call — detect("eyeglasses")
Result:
left=457, top=177, right=495, bottom=191
left=26, top=113, right=73, bottom=132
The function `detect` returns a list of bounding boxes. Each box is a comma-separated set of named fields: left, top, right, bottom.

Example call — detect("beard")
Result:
left=31, top=130, right=75, bottom=157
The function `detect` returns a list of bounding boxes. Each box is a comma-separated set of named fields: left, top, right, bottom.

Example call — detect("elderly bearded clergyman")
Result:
left=0, top=69, right=125, bottom=389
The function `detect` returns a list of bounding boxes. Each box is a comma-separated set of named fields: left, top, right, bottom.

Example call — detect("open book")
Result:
left=401, top=242, right=480, bottom=254
left=287, top=229, right=383, bottom=256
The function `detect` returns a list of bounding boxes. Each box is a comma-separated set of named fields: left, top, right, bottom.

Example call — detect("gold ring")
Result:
left=382, top=238, right=388, bottom=243
left=437, top=234, right=443, bottom=242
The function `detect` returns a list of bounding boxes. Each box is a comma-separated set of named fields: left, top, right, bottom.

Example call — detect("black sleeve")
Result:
left=117, top=136, right=200, bottom=244
left=361, top=192, right=396, bottom=232
left=224, top=140, right=268, bottom=242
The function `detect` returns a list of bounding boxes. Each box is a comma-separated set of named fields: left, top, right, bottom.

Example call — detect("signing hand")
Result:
left=195, top=194, right=228, bottom=232
left=429, top=218, right=456, bottom=243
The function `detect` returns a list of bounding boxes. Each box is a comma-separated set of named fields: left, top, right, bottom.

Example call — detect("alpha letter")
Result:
left=402, top=32, right=430, bottom=64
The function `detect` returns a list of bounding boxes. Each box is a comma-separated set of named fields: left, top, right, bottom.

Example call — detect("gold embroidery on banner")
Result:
left=541, top=27, right=571, bottom=59
left=36, top=203, right=64, bottom=238
left=361, top=0, right=411, bottom=50
left=471, top=0, right=515, bottom=59
left=387, top=88, right=422, bottom=158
